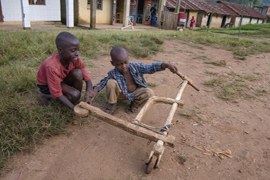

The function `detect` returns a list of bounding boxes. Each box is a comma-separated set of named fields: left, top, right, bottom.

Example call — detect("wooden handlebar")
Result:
left=175, top=72, right=200, bottom=91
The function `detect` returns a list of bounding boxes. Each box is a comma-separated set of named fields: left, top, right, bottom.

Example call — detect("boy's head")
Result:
left=110, top=47, right=129, bottom=74
left=55, top=32, right=80, bottom=63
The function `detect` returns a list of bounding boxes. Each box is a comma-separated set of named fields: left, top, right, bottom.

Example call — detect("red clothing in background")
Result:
left=37, top=53, right=90, bottom=97
left=190, top=18, right=195, bottom=28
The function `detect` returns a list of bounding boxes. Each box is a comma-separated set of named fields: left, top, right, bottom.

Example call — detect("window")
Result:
left=88, top=0, right=103, bottom=10
left=29, top=0, right=46, bottom=5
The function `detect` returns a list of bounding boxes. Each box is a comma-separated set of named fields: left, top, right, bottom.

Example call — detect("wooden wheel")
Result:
left=145, top=155, right=158, bottom=174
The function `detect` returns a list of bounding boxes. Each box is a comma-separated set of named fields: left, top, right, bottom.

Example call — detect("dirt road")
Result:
left=2, top=40, right=270, bottom=180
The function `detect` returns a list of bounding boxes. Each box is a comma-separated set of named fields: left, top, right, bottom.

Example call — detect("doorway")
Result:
left=196, top=11, right=204, bottom=27
left=221, top=15, right=227, bottom=27
left=136, top=0, right=144, bottom=24
left=207, top=13, right=212, bottom=27
left=116, top=0, right=124, bottom=23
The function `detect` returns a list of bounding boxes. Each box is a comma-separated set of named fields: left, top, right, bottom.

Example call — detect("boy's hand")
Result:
left=163, top=63, right=178, bottom=73
left=85, top=88, right=98, bottom=104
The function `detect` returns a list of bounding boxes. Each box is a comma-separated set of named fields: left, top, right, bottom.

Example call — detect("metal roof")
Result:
left=166, top=0, right=266, bottom=19
left=217, top=1, right=267, bottom=19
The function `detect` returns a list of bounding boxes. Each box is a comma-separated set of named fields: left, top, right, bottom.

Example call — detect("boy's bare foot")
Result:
left=104, top=103, right=117, bottom=115
left=125, top=104, right=138, bottom=114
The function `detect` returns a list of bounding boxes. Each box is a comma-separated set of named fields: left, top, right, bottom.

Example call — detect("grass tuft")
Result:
left=203, top=72, right=264, bottom=102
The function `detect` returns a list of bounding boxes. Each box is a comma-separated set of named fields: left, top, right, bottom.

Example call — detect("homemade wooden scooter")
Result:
left=74, top=72, right=199, bottom=174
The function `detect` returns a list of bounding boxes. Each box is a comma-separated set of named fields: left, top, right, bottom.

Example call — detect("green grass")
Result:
left=204, top=60, right=227, bottom=67
left=200, top=23, right=270, bottom=38
left=203, top=72, right=265, bottom=102
left=0, top=27, right=270, bottom=172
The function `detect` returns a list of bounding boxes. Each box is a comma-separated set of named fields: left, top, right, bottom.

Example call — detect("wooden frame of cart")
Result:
left=75, top=72, right=199, bottom=174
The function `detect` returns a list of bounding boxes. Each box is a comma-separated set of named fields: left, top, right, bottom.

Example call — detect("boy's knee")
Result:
left=145, top=88, right=154, bottom=98
left=106, top=79, right=118, bottom=89
left=70, top=69, right=83, bottom=80
left=67, top=90, right=81, bottom=104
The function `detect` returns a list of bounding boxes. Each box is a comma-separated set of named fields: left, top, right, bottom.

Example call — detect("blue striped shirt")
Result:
left=96, top=62, right=163, bottom=101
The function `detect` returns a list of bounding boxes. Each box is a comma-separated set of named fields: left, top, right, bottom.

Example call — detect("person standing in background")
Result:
left=190, top=16, right=195, bottom=30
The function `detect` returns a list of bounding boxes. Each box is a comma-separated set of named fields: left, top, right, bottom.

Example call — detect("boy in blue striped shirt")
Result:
left=90, top=46, right=177, bottom=114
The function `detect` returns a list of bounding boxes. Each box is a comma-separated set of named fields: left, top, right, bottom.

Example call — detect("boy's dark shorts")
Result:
left=37, top=84, right=51, bottom=95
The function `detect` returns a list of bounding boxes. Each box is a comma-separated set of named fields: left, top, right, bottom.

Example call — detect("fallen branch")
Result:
left=192, top=145, right=233, bottom=159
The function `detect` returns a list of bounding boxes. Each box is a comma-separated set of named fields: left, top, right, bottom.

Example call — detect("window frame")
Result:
left=87, top=0, right=103, bottom=10
left=28, top=0, right=46, bottom=5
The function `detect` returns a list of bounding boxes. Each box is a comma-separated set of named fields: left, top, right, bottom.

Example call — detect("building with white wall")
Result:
left=1, top=0, right=60, bottom=22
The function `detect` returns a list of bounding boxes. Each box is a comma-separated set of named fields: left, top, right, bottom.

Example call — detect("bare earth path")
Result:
left=2, top=40, right=270, bottom=180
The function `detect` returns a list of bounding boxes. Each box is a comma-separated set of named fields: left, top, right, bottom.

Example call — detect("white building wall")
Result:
left=210, top=15, right=223, bottom=28
left=235, top=17, right=241, bottom=27
left=201, top=15, right=208, bottom=27
left=1, top=0, right=22, bottom=21
left=1, top=0, right=60, bottom=22
left=241, top=17, right=250, bottom=25
left=250, top=18, right=258, bottom=24
left=258, top=19, right=263, bottom=24
left=225, top=16, right=231, bottom=24
left=29, top=1, right=61, bottom=21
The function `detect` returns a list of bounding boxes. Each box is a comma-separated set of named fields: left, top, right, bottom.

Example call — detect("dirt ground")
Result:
left=1, top=40, right=270, bottom=180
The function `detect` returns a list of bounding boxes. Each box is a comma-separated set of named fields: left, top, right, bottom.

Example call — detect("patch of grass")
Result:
left=203, top=72, right=263, bottom=102
left=0, top=61, right=74, bottom=167
left=147, top=82, right=158, bottom=87
left=174, top=30, right=270, bottom=59
left=204, top=60, right=226, bottom=67
left=255, top=89, right=268, bottom=96
left=200, top=23, right=270, bottom=38
left=179, top=108, right=200, bottom=119
left=205, top=71, right=219, bottom=76
left=192, top=55, right=210, bottom=61
left=180, top=110, right=196, bottom=119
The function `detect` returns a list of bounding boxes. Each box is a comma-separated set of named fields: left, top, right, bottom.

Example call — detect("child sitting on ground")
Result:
left=91, top=46, right=177, bottom=114
left=36, top=31, right=95, bottom=110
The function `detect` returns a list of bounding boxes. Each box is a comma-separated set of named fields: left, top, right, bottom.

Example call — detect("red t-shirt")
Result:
left=37, top=53, right=91, bottom=97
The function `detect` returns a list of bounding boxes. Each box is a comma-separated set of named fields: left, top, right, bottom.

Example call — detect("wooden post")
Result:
left=66, top=0, right=74, bottom=28
left=175, top=0, right=181, bottom=14
left=78, top=102, right=175, bottom=146
left=111, top=0, right=116, bottom=25
left=0, top=0, right=3, bottom=22
left=157, top=0, right=165, bottom=28
left=123, top=0, right=131, bottom=27
left=21, top=0, right=31, bottom=29
left=90, top=0, right=96, bottom=29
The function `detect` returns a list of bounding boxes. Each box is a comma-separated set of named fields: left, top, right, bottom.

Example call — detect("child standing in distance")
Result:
left=190, top=16, right=195, bottom=30
left=36, top=32, right=95, bottom=110
left=91, top=46, right=177, bottom=114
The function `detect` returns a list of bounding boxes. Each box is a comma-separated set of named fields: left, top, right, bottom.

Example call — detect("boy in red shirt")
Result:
left=37, top=32, right=95, bottom=110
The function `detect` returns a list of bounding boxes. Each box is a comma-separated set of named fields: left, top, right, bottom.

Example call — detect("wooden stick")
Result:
left=135, top=96, right=184, bottom=122
left=151, top=96, right=184, bottom=106
left=175, top=72, right=200, bottom=91
left=164, top=80, right=188, bottom=127
left=135, top=97, right=155, bottom=122
left=79, top=102, right=175, bottom=147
